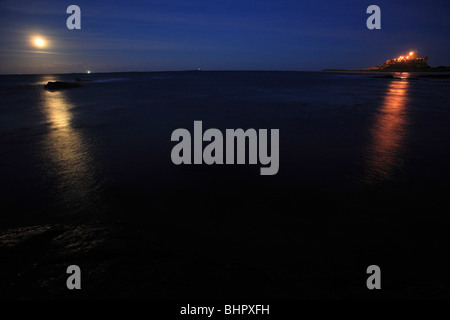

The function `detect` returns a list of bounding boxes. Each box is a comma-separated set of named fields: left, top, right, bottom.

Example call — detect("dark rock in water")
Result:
left=44, top=81, right=82, bottom=90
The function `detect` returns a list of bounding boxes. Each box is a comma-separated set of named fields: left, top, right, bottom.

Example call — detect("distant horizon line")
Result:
left=0, top=69, right=325, bottom=76
left=2, top=67, right=449, bottom=76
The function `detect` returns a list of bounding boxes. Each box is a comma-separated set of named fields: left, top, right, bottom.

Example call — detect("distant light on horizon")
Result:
left=87, top=70, right=91, bottom=74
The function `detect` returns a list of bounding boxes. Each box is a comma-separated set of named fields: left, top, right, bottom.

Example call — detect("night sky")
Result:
left=0, top=0, right=449, bottom=74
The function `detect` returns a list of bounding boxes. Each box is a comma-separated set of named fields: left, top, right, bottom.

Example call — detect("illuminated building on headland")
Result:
left=376, top=51, right=429, bottom=70
left=321, top=50, right=449, bottom=72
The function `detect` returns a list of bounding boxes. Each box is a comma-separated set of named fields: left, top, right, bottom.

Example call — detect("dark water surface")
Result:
left=1, top=71, right=450, bottom=298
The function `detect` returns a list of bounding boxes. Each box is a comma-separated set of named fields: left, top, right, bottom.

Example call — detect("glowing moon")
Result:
left=34, top=38, right=45, bottom=47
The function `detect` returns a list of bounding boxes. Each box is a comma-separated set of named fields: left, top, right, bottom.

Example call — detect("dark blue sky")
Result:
left=0, top=0, right=449, bottom=74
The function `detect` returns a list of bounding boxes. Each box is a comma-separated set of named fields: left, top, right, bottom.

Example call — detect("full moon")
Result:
left=34, top=38, right=45, bottom=47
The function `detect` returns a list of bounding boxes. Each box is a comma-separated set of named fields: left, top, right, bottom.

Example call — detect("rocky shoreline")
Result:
left=2, top=221, right=450, bottom=299
left=0, top=223, right=284, bottom=299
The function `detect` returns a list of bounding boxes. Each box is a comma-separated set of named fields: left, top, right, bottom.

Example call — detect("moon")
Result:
left=34, top=38, right=45, bottom=47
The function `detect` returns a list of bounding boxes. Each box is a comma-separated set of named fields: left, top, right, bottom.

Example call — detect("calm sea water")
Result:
left=1, top=71, right=450, bottom=227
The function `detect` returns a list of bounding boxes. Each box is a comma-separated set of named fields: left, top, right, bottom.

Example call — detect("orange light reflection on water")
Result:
left=365, top=73, right=410, bottom=183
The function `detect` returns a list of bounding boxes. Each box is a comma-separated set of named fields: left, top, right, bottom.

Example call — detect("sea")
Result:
left=1, top=71, right=450, bottom=298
